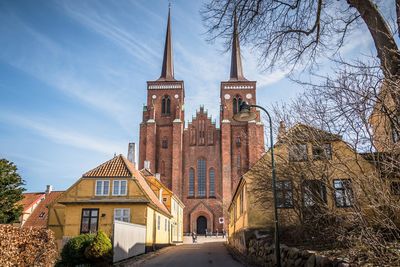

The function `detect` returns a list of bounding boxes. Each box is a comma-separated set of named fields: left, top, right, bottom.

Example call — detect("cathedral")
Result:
left=138, top=8, right=265, bottom=234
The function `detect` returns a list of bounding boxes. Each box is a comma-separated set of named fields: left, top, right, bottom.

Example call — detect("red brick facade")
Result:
left=138, top=9, right=265, bottom=234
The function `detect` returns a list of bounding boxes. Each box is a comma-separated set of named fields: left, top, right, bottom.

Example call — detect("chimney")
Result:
left=45, top=185, right=53, bottom=194
left=155, top=173, right=161, bottom=180
left=278, top=121, right=287, bottom=141
left=127, top=142, right=136, bottom=166
left=144, top=160, right=151, bottom=170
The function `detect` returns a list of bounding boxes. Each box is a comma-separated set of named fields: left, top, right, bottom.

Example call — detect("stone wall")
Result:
left=246, top=239, right=350, bottom=267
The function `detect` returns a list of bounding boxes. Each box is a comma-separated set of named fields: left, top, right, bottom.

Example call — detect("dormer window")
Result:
left=95, top=180, right=110, bottom=196
left=161, top=95, right=171, bottom=115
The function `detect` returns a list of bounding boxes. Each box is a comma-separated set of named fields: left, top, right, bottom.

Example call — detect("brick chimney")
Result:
left=144, top=160, right=151, bottom=171
left=278, top=121, right=287, bottom=141
left=45, top=185, right=53, bottom=194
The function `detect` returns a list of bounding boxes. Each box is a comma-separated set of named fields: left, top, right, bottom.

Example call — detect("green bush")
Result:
left=58, top=233, right=95, bottom=266
left=84, top=230, right=112, bottom=262
left=58, top=231, right=112, bottom=267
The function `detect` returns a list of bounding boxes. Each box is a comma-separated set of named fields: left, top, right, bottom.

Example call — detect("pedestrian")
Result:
left=216, top=229, right=219, bottom=238
left=222, top=229, right=226, bottom=238
left=205, top=228, right=208, bottom=238
left=191, top=231, right=197, bottom=243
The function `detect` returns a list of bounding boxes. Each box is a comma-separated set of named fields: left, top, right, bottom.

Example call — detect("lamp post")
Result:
left=233, top=101, right=281, bottom=267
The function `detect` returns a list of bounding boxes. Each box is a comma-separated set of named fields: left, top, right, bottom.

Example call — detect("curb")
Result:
left=114, top=246, right=174, bottom=267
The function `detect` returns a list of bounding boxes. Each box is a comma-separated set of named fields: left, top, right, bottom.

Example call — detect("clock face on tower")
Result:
left=246, top=93, right=252, bottom=99
left=152, top=95, right=157, bottom=99
left=224, top=94, right=231, bottom=100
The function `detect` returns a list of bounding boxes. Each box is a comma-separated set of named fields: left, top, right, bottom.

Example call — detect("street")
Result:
left=124, top=237, right=243, bottom=267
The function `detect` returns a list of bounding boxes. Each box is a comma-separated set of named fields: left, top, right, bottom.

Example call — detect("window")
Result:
left=237, top=154, right=241, bottom=170
left=161, top=95, right=171, bottom=115
left=189, top=168, right=195, bottom=197
left=208, top=127, right=214, bottom=145
left=303, top=180, right=327, bottom=207
left=235, top=137, right=241, bottom=147
left=276, top=180, right=293, bottom=208
left=112, top=180, right=127, bottom=196
left=209, top=168, right=215, bottom=197
left=233, top=96, right=243, bottom=115
left=157, top=215, right=160, bottom=230
left=199, top=120, right=205, bottom=145
left=114, top=208, right=130, bottom=222
left=165, top=218, right=167, bottom=231
left=289, top=144, right=308, bottom=162
left=190, top=127, right=196, bottom=145
left=239, top=189, right=244, bottom=214
left=391, top=181, right=400, bottom=195
left=198, top=159, right=206, bottom=197
left=162, top=138, right=168, bottom=149
left=80, top=209, right=99, bottom=234
left=312, top=143, right=332, bottom=160
left=95, top=180, right=110, bottom=196
left=333, top=179, right=353, bottom=207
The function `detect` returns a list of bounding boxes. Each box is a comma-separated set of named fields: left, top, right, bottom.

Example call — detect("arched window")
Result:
left=162, top=95, right=171, bottom=115
left=197, top=159, right=206, bottom=197
left=209, top=168, right=215, bottom=197
left=233, top=96, right=242, bottom=114
left=189, top=168, right=195, bottom=197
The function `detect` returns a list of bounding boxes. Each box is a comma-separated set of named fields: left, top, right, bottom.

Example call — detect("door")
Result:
left=196, top=216, right=207, bottom=234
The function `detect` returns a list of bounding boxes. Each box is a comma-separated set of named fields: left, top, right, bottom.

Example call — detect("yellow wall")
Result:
left=229, top=137, right=381, bottom=237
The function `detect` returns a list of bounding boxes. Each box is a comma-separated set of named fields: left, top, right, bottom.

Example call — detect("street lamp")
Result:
left=233, top=101, right=281, bottom=267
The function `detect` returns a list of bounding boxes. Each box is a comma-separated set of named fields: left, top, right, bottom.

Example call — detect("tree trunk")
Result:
left=347, top=0, right=400, bottom=78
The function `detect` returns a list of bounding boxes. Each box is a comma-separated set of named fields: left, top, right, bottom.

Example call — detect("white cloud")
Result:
left=0, top=112, right=125, bottom=155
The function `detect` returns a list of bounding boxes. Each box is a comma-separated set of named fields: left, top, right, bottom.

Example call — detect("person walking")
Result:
left=191, top=231, right=197, bottom=243
left=222, top=229, right=226, bottom=238
left=216, top=229, right=219, bottom=238
left=205, top=228, right=208, bottom=238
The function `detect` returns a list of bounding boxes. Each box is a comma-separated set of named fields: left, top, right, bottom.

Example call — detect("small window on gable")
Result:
left=162, top=95, right=171, bottom=115
left=95, top=180, right=110, bottom=196
left=289, top=144, right=308, bottom=162
left=312, top=143, right=332, bottom=160
left=112, top=180, right=127, bottom=196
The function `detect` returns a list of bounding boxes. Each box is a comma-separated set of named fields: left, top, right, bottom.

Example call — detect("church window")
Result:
left=233, top=96, right=243, bottom=114
left=236, top=137, right=241, bottom=147
left=208, top=127, right=214, bottom=145
left=189, top=168, right=195, bottom=197
left=161, top=95, right=171, bottom=115
left=237, top=154, right=241, bottom=170
left=162, top=137, right=168, bottom=149
left=209, top=168, right=215, bottom=197
left=199, top=120, right=205, bottom=145
left=161, top=161, right=165, bottom=176
left=190, top=127, right=196, bottom=145
left=197, top=159, right=206, bottom=197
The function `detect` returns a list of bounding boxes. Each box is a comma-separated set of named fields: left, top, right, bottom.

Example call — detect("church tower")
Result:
left=139, top=7, right=184, bottom=195
left=220, top=13, right=265, bottom=212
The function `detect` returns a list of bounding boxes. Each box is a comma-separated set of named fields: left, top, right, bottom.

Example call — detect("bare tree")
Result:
left=202, top=0, right=400, bottom=79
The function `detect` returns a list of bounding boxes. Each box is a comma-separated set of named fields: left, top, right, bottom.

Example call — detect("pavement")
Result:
left=118, top=236, right=244, bottom=267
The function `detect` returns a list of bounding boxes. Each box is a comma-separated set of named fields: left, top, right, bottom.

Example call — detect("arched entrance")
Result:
left=196, top=216, right=207, bottom=234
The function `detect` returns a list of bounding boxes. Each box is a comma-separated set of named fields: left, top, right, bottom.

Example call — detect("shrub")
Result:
left=85, top=231, right=112, bottom=264
left=58, top=231, right=112, bottom=267
left=59, top=233, right=95, bottom=266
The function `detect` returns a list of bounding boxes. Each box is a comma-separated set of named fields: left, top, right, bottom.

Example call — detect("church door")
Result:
left=196, top=216, right=207, bottom=235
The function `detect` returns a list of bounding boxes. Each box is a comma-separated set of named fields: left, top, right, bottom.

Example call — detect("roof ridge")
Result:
left=83, top=154, right=132, bottom=177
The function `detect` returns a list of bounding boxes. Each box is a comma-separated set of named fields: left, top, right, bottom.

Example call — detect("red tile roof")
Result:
left=83, top=155, right=131, bottom=177
left=23, top=191, right=64, bottom=228
left=82, top=155, right=171, bottom=217
left=18, top=193, right=45, bottom=212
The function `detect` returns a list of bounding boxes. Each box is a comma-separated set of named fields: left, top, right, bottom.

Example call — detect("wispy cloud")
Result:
left=0, top=112, right=125, bottom=155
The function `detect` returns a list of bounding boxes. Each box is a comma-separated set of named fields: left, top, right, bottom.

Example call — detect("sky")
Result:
left=0, top=0, right=384, bottom=192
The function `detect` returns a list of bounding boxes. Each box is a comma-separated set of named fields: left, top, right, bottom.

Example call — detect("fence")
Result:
left=113, top=220, right=146, bottom=263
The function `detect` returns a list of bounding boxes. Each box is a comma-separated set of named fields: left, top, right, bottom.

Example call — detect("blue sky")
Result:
left=0, top=0, right=382, bottom=192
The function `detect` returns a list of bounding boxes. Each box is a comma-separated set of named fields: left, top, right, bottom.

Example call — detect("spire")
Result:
left=158, top=6, right=175, bottom=81
left=229, top=11, right=246, bottom=81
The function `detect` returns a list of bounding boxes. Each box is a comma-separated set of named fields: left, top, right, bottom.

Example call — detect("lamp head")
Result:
left=233, top=101, right=257, bottom=122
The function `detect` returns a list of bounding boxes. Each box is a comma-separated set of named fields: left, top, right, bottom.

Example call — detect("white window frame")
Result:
left=95, top=180, right=110, bottom=196
left=112, top=180, right=128, bottom=196
left=157, top=215, right=161, bottom=230
left=114, top=208, right=130, bottom=222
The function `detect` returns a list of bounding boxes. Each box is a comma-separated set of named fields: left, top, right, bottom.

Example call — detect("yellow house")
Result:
left=140, top=169, right=185, bottom=243
left=48, top=154, right=176, bottom=251
left=228, top=123, right=394, bottom=253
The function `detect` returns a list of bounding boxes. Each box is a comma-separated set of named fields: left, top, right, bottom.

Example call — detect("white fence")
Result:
left=113, top=220, right=146, bottom=263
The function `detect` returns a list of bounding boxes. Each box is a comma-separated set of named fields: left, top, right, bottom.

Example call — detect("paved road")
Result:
left=139, top=239, right=243, bottom=267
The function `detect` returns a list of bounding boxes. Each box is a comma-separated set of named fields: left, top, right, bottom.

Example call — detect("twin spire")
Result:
left=157, top=7, right=246, bottom=82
